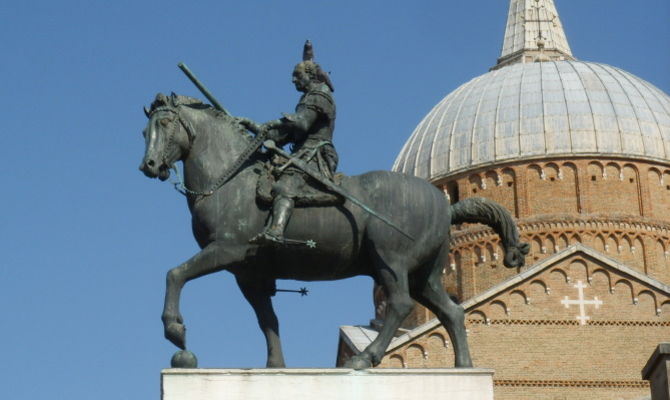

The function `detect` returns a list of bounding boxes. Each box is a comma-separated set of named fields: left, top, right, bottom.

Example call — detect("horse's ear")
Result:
left=143, top=106, right=151, bottom=118
left=170, top=92, right=178, bottom=106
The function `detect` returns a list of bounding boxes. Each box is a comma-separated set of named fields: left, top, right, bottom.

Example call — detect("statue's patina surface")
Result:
left=138, top=42, right=529, bottom=369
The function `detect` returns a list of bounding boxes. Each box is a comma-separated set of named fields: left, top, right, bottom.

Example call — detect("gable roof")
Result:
left=340, top=243, right=670, bottom=354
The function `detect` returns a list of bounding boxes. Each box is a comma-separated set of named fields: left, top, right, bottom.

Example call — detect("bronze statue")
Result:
left=239, top=41, right=339, bottom=245
left=138, top=42, right=529, bottom=369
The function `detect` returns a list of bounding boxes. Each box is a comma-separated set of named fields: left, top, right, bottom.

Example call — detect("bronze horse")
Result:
left=139, top=93, right=528, bottom=369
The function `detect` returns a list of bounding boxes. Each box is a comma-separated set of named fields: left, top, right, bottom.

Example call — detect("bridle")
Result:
left=148, top=105, right=194, bottom=169
left=148, top=103, right=267, bottom=198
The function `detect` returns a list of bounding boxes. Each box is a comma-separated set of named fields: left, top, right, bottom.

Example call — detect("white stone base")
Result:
left=161, top=368, right=494, bottom=400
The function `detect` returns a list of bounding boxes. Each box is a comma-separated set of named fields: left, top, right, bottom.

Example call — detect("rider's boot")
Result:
left=266, top=196, right=294, bottom=240
left=250, top=196, right=294, bottom=244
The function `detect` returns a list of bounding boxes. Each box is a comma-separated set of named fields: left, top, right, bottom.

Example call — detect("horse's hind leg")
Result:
left=409, top=248, right=473, bottom=367
left=346, top=252, right=415, bottom=369
left=235, top=275, right=286, bottom=368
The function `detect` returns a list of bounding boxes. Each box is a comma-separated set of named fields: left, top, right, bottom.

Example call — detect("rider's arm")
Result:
left=236, top=117, right=262, bottom=134
left=237, top=117, right=290, bottom=145
left=277, top=106, right=318, bottom=142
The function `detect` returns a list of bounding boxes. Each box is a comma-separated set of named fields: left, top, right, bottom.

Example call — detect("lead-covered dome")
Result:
left=393, top=61, right=670, bottom=180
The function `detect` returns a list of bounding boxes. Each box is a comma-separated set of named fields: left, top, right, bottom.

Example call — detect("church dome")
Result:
left=393, top=60, right=670, bottom=181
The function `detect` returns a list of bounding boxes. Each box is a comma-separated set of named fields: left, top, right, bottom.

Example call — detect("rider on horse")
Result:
left=240, top=40, right=339, bottom=245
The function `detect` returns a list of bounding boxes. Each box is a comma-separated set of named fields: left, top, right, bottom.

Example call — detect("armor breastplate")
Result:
left=293, top=86, right=336, bottom=152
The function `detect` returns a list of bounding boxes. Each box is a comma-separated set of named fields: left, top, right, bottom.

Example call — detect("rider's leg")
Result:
left=250, top=171, right=301, bottom=244
left=266, top=195, right=294, bottom=240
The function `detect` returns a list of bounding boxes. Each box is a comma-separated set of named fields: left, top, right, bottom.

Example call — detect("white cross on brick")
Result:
left=561, top=280, right=603, bottom=325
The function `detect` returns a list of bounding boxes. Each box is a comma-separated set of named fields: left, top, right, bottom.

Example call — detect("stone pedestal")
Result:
left=161, top=368, right=494, bottom=400
left=642, top=343, right=670, bottom=400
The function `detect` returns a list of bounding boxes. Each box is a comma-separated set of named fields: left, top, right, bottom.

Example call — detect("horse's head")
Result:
left=139, top=93, right=193, bottom=181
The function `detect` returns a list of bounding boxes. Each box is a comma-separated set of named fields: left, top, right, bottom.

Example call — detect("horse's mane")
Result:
left=149, top=93, right=230, bottom=120
left=148, top=93, right=251, bottom=142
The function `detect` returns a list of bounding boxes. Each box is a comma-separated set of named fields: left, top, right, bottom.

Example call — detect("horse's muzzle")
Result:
left=140, top=158, right=161, bottom=179
left=140, top=158, right=171, bottom=181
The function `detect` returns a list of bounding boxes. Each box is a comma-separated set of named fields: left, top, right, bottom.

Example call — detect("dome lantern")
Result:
left=494, top=0, right=575, bottom=70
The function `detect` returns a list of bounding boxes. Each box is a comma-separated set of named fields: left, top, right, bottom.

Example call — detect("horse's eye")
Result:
left=160, top=118, right=171, bottom=127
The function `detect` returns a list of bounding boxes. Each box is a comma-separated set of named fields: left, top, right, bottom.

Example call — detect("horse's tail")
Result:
left=450, top=197, right=529, bottom=268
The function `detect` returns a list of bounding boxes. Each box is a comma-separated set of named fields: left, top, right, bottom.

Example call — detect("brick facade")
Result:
left=365, top=157, right=670, bottom=399
left=370, top=249, right=670, bottom=399
left=377, top=158, right=670, bottom=329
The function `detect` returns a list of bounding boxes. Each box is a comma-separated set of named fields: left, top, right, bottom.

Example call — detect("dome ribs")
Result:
left=565, top=61, right=599, bottom=154
left=393, top=62, right=670, bottom=181
left=607, top=65, right=658, bottom=159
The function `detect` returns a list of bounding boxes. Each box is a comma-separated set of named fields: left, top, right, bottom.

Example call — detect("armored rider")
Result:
left=240, top=40, right=338, bottom=244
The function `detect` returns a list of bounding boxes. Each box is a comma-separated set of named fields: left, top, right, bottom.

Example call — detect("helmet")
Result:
left=294, top=40, right=334, bottom=92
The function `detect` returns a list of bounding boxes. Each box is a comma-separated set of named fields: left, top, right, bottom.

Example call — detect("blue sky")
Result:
left=2, top=1, right=669, bottom=398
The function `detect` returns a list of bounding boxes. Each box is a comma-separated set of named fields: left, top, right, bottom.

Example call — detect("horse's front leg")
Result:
left=235, top=275, right=285, bottom=367
left=162, top=241, right=242, bottom=349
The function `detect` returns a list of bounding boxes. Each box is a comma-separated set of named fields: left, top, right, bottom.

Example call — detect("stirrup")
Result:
left=249, top=231, right=284, bottom=245
left=249, top=232, right=317, bottom=248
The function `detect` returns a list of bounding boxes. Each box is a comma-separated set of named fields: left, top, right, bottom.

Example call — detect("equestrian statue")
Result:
left=138, top=41, right=529, bottom=369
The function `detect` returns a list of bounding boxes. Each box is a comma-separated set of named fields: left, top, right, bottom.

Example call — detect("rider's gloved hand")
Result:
left=266, top=128, right=282, bottom=142
left=259, top=120, right=284, bottom=143
left=261, top=119, right=281, bottom=131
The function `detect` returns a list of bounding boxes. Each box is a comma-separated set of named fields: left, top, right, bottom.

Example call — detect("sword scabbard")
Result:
left=263, top=140, right=415, bottom=241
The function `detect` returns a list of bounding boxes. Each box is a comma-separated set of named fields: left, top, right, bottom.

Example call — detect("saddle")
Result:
left=254, top=158, right=344, bottom=207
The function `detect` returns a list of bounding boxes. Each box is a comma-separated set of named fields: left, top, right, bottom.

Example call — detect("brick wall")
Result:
left=440, top=158, right=670, bottom=221
left=375, top=157, right=670, bottom=328
left=375, top=254, right=670, bottom=400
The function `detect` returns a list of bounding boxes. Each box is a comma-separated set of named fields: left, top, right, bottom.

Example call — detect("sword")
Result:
left=263, top=140, right=415, bottom=241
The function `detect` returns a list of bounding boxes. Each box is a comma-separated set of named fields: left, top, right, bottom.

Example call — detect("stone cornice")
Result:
left=467, top=319, right=670, bottom=327
left=431, top=155, right=670, bottom=186
left=493, top=379, right=649, bottom=389
left=451, top=215, right=670, bottom=246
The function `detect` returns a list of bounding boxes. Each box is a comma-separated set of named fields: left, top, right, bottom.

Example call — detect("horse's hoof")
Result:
left=171, top=350, right=198, bottom=368
left=343, top=355, right=372, bottom=370
left=455, top=361, right=474, bottom=368
left=266, top=360, right=286, bottom=368
left=165, top=322, right=186, bottom=349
